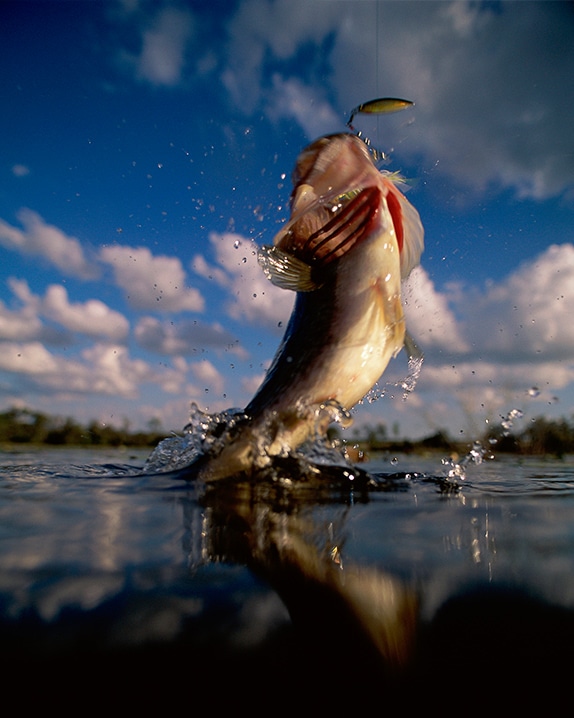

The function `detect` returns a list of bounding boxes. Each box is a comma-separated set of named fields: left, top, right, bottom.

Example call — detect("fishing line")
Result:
left=376, top=1, right=380, bottom=141
left=345, top=4, right=414, bottom=162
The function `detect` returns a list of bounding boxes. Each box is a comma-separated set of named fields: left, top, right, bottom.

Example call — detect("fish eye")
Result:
left=327, top=188, right=362, bottom=213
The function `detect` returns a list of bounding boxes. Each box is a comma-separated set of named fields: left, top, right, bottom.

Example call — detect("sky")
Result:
left=1, top=0, right=573, bottom=443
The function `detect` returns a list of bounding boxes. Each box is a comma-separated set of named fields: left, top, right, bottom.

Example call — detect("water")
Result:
left=1, top=443, right=573, bottom=708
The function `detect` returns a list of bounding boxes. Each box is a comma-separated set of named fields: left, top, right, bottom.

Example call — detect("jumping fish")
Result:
left=191, top=131, right=424, bottom=481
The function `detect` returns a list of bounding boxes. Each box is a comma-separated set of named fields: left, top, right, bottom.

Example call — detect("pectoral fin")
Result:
left=258, top=245, right=319, bottom=292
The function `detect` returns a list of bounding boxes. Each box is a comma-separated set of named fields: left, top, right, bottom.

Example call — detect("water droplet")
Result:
left=233, top=240, right=240, bottom=249
left=528, top=386, right=540, bottom=398
left=390, top=457, right=398, bottom=466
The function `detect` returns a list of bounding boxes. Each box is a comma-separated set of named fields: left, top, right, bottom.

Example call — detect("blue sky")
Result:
left=1, top=0, right=573, bottom=441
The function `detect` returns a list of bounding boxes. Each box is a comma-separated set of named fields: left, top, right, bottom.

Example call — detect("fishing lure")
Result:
left=347, top=97, right=414, bottom=161
left=347, top=97, right=413, bottom=129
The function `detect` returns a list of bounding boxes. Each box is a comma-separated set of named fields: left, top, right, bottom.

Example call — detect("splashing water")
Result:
left=144, top=403, right=248, bottom=473
left=441, top=408, right=525, bottom=482
left=440, top=440, right=491, bottom=482
left=144, top=399, right=357, bottom=476
left=362, top=351, right=424, bottom=405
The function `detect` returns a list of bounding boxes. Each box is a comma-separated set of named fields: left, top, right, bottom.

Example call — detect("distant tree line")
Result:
left=483, top=415, right=574, bottom=458
left=343, top=414, right=574, bottom=458
left=2, top=407, right=574, bottom=457
left=0, top=408, right=165, bottom=448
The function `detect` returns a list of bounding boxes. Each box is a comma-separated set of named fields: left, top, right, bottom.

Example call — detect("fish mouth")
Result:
left=273, top=134, right=382, bottom=268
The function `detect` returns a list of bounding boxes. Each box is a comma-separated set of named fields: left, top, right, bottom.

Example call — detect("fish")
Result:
left=191, top=131, right=424, bottom=482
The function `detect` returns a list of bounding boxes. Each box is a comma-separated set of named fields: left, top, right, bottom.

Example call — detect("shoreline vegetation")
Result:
left=0, top=407, right=573, bottom=459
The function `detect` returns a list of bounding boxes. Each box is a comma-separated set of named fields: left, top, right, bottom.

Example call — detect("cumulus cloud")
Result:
left=0, top=341, right=60, bottom=376
left=368, top=1, right=574, bottom=200
left=134, top=315, right=244, bottom=357
left=223, top=0, right=574, bottom=201
left=191, top=231, right=294, bottom=331
left=459, top=244, right=574, bottom=362
left=42, top=285, right=129, bottom=342
left=397, top=242, right=574, bottom=431
left=406, top=243, right=574, bottom=370
left=0, top=342, right=148, bottom=398
left=78, top=344, right=152, bottom=397
left=0, top=209, right=98, bottom=279
left=136, top=7, right=194, bottom=86
left=1, top=278, right=128, bottom=343
left=265, top=75, right=341, bottom=138
left=100, top=244, right=204, bottom=312
left=403, top=266, right=469, bottom=354
left=222, top=0, right=337, bottom=114
left=191, top=359, right=225, bottom=396
left=115, top=5, right=195, bottom=87
left=0, top=285, right=44, bottom=342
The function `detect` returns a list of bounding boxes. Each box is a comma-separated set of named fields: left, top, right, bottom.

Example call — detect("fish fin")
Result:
left=403, top=330, right=423, bottom=362
left=258, top=245, right=319, bottom=292
left=383, top=178, right=424, bottom=279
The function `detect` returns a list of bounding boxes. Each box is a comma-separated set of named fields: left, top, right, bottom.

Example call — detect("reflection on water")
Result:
left=1, top=447, right=574, bottom=707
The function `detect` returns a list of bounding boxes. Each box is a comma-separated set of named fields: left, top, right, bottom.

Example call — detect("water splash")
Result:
left=441, top=440, right=491, bottom=482
left=144, top=399, right=356, bottom=476
left=441, top=408, right=525, bottom=482
left=144, top=403, right=248, bottom=473
left=362, top=346, right=424, bottom=405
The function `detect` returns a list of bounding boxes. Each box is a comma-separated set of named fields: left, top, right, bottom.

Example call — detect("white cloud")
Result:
left=459, top=244, right=574, bottom=363
left=333, top=1, right=574, bottom=201
left=242, top=371, right=266, bottom=398
left=265, top=75, right=341, bottom=138
left=0, top=340, right=155, bottom=399
left=100, top=244, right=204, bottom=312
left=0, top=283, right=43, bottom=342
left=0, top=209, right=98, bottom=279
left=191, top=359, right=225, bottom=396
left=134, top=315, right=244, bottom=357
left=192, top=231, right=294, bottom=331
left=393, top=242, right=574, bottom=434
left=0, top=278, right=128, bottom=343
left=79, top=344, right=151, bottom=397
left=222, top=0, right=338, bottom=114
left=421, top=244, right=574, bottom=373
left=42, top=285, right=129, bottom=342
left=403, top=266, right=469, bottom=353
left=0, top=341, right=60, bottom=375
left=222, top=1, right=574, bottom=201
left=136, top=7, right=194, bottom=86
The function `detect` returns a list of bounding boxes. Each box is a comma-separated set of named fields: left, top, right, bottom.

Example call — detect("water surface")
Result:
left=1, top=446, right=573, bottom=708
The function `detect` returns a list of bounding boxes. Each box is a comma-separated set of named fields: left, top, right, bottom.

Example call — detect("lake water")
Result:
left=1, top=444, right=573, bottom=709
